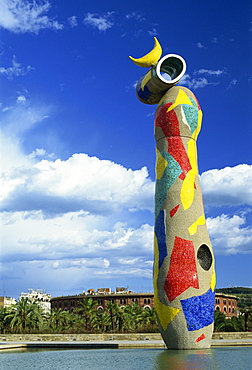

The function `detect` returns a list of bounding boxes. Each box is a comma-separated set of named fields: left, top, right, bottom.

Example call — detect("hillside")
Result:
left=216, top=287, right=252, bottom=309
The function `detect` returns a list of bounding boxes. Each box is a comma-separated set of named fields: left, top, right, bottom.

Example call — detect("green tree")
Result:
left=45, top=309, right=72, bottom=332
left=230, top=316, right=244, bottom=332
left=0, top=307, right=9, bottom=333
left=124, top=303, right=146, bottom=331
left=77, top=297, right=97, bottom=332
left=239, top=306, right=252, bottom=331
left=5, top=298, right=43, bottom=333
left=214, top=310, right=226, bottom=332
left=143, top=307, right=157, bottom=326
left=93, top=309, right=110, bottom=332
left=214, top=310, right=248, bottom=332
left=107, top=302, right=119, bottom=332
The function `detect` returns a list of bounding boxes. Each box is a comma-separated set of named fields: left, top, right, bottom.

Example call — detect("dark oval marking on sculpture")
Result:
left=197, top=244, right=212, bottom=271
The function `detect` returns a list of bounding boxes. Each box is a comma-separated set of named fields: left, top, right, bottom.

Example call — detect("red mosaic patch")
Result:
left=195, top=333, right=206, bottom=343
left=169, top=204, right=180, bottom=218
left=164, top=236, right=199, bottom=302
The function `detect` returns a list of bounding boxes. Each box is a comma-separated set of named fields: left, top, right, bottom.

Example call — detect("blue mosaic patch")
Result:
left=136, top=78, right=152, bottom=102
left=154, top=210, right=167, bottom=268
left=180, top=289, right=215, bottom=331
left=182, top=98, right=198, bottom=135
left=155, top=151, right=182, bottom=217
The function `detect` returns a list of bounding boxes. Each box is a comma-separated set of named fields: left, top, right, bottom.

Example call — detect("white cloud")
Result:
left=0, top=153, right=154, bottom=215
left=1, top=103, right=49, bottom=138
left=207, top=213, right=252, bottom=255
left=201, top=164, right=252, bottom=207
left=16, top=95, right=27, bottom=104
left=118, top=257, right=140, bottom=265
left=148, top=28, right=158, bottom=36
left=194, top=69, right=225, bottom=76
left=178, top=74, right=218, bottom=89
left=179, top=68, right=227, bottom=89
left=227, top=79, right=237, bottom=89
left=0, top=55, right=33, bottom=78
left=0, top=129, right=33, bottom=172
left=0, top=96, right=52, bottom=172
left=0, top=108, right=155, bottom=294
left=1, top=208, right=154, bottom=296
left=0, top=0, right=63, bottom=33
left=0, top=95, right=153, bottom=216
left=28, top=148, right=55, bottom=159
left=83, top=12, right=114, bottom=31
left=68, top=15, right=77, bottom=27
left=125, top=12, right=145, bottom=21
left=196, top=42, right=206, bottom=49
left=0, top=95, right=251, bottom=297
left=1, top=212, right=153, bottom=261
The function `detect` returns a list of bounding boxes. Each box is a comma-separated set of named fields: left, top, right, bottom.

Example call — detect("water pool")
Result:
left=1, top=347, right=251, bottom=369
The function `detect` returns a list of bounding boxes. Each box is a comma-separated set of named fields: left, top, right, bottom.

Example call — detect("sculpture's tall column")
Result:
left=130, top=38, right=216, bottom=349
left=154, top=86, right=215, bottom=349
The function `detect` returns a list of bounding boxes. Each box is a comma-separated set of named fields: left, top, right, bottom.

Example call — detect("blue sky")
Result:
left=0, top=0, right=251, bottom=299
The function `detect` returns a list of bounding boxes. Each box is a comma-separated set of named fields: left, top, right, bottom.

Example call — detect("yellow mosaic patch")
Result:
left=210, top=270, right=216, bottom=292
left=188, top=215, right=206, bottom=235
left=154, top=297, right=180, bottom=330
left=141, top=70, right=152, bottom=91
left=180, top=139, right=198, bottom=210
left=156, top=148, right=168, bottom=180
left=192, top=109, right=202, bottom=140
left=153, top=235, right=180, bottom=330
left=167, top=89, right=193, bottom=112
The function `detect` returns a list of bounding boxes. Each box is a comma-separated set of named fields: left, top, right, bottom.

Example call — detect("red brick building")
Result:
left=215, top=293, right=238, bottom=318
left=51, top=288, right=154, bottom=312
left=51, top=289, right=238, bottom=317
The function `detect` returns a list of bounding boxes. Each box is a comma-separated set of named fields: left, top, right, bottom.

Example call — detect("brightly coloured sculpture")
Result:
left=129, top=38, right=216, bottom=349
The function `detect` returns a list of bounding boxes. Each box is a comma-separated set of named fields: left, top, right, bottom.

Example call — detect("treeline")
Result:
left=216, top=287, right=252, bottom=309
left=214, top=309, right=252, bottom=332
left=0, top=297, right=158, bottom=334
left=216, top=287, right=252, bottom=295
left=0, top=297, right=251, bottom=334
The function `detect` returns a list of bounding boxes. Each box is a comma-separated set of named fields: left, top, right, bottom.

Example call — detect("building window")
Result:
left=120, top=299, right=126, bottom=305
left=223, top=299, right=226, bottom=305
left=223, top=306, right=227, bottom=313
left=215, top=306, right=220, bottom=311
left=132, top=298, right=138, bottom=304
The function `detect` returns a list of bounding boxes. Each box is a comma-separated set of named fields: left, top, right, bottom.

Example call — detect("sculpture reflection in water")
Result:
left=129, top=38, right=216, bottom=349
left=155, top=349, right=216, bottom=370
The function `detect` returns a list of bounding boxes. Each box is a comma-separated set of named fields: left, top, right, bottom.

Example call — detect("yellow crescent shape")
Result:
left=129, top=37, right=162, bottom=68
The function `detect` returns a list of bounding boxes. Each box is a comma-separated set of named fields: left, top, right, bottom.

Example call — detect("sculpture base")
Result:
left=158, top=319, right=213, bottom=350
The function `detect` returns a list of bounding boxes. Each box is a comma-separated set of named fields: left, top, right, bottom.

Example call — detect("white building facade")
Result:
left=19, top=289, right=51, bottom=313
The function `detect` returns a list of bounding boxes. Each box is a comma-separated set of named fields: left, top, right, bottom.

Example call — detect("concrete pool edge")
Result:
left=0, top=339, right=251, bottom=351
